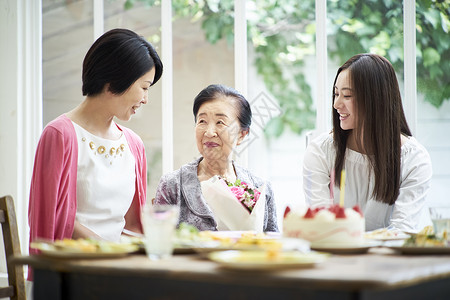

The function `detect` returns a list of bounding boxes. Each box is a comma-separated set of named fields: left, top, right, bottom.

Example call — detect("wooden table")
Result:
left=14, top=248, right=450, bottom=300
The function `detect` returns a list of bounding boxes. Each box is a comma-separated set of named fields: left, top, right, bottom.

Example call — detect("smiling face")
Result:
left=112, top=67, right=156, bottom=121
left=333, top=69, right=356, bottom=131
left=195, top=97, right=248, bottom=163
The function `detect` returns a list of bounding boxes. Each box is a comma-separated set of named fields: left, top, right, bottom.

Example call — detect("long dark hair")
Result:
left=82, top=28, right=163, bottom=96
left=332, top=53, right=411, bottom=205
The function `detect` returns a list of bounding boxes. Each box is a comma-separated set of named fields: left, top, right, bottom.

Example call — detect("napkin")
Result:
left=201, top=176, right=266, bottom=232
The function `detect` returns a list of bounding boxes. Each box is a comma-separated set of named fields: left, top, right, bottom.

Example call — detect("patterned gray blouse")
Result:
left=154, top=157, right=279, bottom=232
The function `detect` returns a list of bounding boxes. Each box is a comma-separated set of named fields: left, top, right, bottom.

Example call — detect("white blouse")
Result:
left=303, top=132, right=433, bottom=233
left=73, top=122, right=136, bottom=242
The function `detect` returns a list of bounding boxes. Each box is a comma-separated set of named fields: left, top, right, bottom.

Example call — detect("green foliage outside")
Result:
left=124, top=0, right=450, bottom=138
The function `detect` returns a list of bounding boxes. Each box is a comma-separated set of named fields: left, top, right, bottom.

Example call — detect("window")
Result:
left=41, top=0, right=449, bottom=227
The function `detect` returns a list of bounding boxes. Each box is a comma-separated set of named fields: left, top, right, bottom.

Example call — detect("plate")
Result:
left=365, top=229, right=410, bottom=241
left=208, top=250, right=329, bottom=270
left=311, top=241, right=380, bottom=254
left=192, top=240, right=267, bottom=255
left=369, top=234, right=411, bottom=241
left=31, top=241, right=139, bottom=259
left=388, top=246, right=450, bottom=255
left=193, top=237, right=310, bottom=255
left=205, top=231, right=258, bottom=239
left=176, top=241, right=222, bottom=254
left=173, top=231, right=255, bottom=254
left=38, top=248, right=137, bottom=258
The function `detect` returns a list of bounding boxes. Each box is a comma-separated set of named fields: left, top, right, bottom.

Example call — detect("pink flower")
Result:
left=253, top=190, right=261, bottom=201
left=221, top=177, right=260, bottom=213
left=230, top=186, right=245, bottom=200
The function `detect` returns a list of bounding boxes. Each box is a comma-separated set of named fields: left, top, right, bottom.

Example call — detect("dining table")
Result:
left=13, top=245, right=450, bottom=300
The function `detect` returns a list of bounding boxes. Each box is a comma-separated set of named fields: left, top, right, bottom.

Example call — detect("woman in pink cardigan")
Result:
left=28, top=29, right=163, bottom=260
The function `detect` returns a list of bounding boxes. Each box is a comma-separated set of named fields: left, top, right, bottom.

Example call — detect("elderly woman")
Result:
left=303, top=53, right=432, bottom=233
left=155, top=84, right=278, bottom=232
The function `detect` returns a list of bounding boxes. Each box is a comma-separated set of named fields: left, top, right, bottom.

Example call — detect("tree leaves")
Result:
left=124, top=0, right=449, bottom=135
left=423, top=47, right=440, bottom=67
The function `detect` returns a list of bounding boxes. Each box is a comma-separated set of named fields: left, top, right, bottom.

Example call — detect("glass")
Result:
left=429, top=207, right=450, bottom=239
left=142, top=204, right=180, bottom=260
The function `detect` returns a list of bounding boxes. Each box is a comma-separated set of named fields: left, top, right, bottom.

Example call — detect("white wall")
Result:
left=416, top=97, right=450, bottom=207
left=0, top=0, right=20, bottom=275
left=0, top=0, right=42, bottom=282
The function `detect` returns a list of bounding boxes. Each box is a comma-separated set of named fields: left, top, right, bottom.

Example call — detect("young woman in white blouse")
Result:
left=303, top=53, right=432, bottom=233
left=29, top=29, right=163, bottom=256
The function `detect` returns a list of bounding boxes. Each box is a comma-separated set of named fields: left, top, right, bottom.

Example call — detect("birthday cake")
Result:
left=283, top=205, right=365, bottom=247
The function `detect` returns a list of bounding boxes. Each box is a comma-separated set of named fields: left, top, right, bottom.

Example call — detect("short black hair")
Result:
left=193, top=84, right=252, bottom=131
left=82, top=28, right=163, bottom=96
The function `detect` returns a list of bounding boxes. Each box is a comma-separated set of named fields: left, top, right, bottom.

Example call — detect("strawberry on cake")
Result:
left=283, top=204, right=365, bottom=247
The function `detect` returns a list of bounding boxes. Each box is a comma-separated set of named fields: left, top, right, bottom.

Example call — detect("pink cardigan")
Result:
left=28, top=114, right=147, bottom=254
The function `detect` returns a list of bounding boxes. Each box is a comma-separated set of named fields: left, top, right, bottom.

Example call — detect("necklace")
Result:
left=81, top=137, right=126, bottom=163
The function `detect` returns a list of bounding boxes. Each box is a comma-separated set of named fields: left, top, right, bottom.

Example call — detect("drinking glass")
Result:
left=429, top=206, right=450, bottom=239
left=142, top=204, right=180, bottom=260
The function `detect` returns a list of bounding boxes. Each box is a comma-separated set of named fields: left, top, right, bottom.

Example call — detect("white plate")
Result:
left=31, top=241, right=139, bottom=259
left=206, top=231, right=257, bottom=239
left=38, top=249, right=136, bottom=258
left=209, top=250, right=329, bottom=270
left=365, top=230, right=410, bottom=241
left=368, top=234, right=410, bottom=241
left=174, top=231, right=259, bottom=254
left=193, top=237, right=310, bottom=255
left=311, top=241, right=380, bottom=254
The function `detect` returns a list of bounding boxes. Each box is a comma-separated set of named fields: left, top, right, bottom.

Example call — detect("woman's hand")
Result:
left=124, top=197, right=144, bottom=235
left=72, top=220, right=102, bottom=240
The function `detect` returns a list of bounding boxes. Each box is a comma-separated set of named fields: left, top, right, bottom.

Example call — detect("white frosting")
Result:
left=315, top=209, right=335, bottom=221
left=345, top=208, right=362, bottom=220
left=283, top=209, right=365, bottom=246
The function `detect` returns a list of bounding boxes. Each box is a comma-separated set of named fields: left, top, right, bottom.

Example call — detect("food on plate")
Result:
left=208, top=250, right=329, bottom=270
left=403, top=226, right=448, bottom=247
left=53, top=239, right=97, bottom=252
left=364, top=228, right=409, bottom=240
left=283, top=204, right=365, bottom=246
left=234, top=232, right=281, bottom=249
left=266, top=248, right=281, bottom=261
left=174, top=222, right=208, bottom=245
left=197, top=231, right=282, bottom=250
left=171, top=222, right=283, bottom=251
left=31, top=238, right=139, bottom=253
left=419, top=225, right=435, bottom=235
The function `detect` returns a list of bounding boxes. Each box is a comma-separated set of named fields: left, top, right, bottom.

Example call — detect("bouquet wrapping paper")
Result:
left=201, top=175, right=266, bottom=232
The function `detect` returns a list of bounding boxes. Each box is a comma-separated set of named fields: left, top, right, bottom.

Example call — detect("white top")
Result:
left=303, top=132, right=433, bottom=233
left=73, top=122, right=136, bottom=242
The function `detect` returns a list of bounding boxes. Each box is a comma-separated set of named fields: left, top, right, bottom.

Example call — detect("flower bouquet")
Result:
left=201, top=175, right=266, bottom=232
left=224, top=178, right=261, bottom=213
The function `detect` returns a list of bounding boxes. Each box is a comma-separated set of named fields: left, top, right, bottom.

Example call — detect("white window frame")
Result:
left=0, top=0, right=42, bottom=258
left=92, top=0, right=418, bottom=169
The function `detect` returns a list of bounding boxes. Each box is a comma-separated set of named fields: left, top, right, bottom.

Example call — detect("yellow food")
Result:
left=266, top=248, right=281, bottom=261
left=177, top=229, right=282, bottom=250
left=403, top=226, right=447, bottom=247
left=418, top=225, right=434, bottom=235
left=45, top=238, right=138, bottom=253
left=365, top=228, right=401, bottom=239
left=54, top=239, right=98, bottom=252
